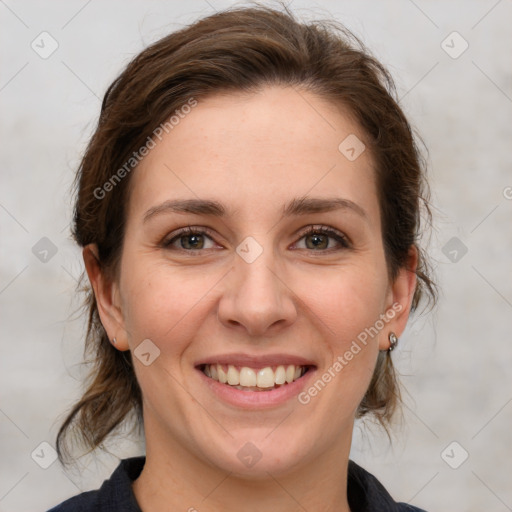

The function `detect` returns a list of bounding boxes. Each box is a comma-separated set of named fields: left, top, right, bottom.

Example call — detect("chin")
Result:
left=195, top=427, right=317, bottom=479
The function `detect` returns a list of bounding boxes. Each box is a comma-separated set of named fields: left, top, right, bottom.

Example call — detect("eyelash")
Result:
left=162, top=225, right=351, bottom=254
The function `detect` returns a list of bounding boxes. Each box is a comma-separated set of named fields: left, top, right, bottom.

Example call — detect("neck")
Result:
left=132, top=418, right=353, bottom=512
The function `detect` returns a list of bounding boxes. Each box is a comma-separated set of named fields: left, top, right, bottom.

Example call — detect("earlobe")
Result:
left=380, top=246, right=418, bottom=351
left=83, top=245, right=130, bottom=351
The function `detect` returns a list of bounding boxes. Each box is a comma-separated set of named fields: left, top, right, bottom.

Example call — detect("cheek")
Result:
left=120, top=260, right=209, bottom=346
left=295, top=269, right=386, bottom=419
left=297, top=263, right=389, bottom=344
left=294, top=262, right=388, bottom=410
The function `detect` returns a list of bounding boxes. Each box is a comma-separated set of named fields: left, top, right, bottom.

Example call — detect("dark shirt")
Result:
left=47, top=456, right=426, bottom=511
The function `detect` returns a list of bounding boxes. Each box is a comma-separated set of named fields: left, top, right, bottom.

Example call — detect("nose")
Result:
left=217, top=245, right=298, bottom=337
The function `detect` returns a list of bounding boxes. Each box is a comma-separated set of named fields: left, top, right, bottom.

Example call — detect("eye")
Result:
left=162, top=225, right=350, bottom=254
left=162, top=226, right=219, bottom=251
left=293, top=225, right=350, bottom=251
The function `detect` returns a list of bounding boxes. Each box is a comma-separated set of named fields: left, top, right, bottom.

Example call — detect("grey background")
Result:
left=1, top=1, right=511, bottom=510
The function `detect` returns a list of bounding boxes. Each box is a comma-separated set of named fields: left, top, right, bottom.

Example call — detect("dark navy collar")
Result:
left=49, top=456, right=426, bottom=511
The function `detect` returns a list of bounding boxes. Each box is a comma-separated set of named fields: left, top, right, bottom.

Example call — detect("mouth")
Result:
left=198, top=363, right=313, bottom=392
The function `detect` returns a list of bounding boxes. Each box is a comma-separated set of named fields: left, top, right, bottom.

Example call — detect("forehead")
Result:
left=128, top=86, right=379, bottom=226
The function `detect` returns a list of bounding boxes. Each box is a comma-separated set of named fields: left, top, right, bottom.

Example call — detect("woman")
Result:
left=49, top=4, right=435, bottom=511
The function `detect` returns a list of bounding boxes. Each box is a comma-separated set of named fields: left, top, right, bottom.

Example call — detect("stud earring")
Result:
left=388, top=332, right=398, bottom=351
left=112, top=337, right=117, bottom=345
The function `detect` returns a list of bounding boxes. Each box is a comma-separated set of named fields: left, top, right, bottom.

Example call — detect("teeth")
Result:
left=240, top=367, right=257, bottom=387
left=275, top=365, right=286, bottom=385
left=218, top=366, right=228, bottom=384
left=227, top=365, right=239, bottom=385
left=203, top=363, right=307, bottom=390
left=257, top=367, right=275, bottom=388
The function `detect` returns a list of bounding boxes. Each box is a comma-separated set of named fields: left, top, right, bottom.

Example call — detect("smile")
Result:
left=195, top=353, right=317, bottom=407
left=201, top=364, right=310, bottom=391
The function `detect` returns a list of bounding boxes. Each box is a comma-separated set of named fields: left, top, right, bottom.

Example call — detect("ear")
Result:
left=83, top=244, right=130, bottom=351
left=379, top=246, right=418, bottom=351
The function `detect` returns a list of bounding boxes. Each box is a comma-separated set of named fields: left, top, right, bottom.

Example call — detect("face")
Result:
left=89, top=86, right=415, bottom=478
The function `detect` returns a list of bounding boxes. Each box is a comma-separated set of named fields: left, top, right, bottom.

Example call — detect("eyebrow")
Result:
left=143, top=196, right=368, bottom=223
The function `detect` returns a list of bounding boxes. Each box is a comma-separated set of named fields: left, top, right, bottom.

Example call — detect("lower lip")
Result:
left=196, top=367, right=316, bottom=409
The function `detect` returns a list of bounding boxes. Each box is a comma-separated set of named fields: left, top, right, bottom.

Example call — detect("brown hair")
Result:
left=57, top=3, right=436, bottom=463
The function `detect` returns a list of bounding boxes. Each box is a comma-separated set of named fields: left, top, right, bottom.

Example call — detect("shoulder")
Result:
left=47, top=489, right=100, bottom=512
left=347, top=460, right=428, bottom=512
left=46, top=457, right=145, bottom=512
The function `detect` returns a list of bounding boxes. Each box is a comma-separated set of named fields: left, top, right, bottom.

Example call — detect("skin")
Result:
left=84, top=86, right=417, bottom=512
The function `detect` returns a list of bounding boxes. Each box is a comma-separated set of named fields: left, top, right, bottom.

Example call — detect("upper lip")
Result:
left=195, top=353, right=317, bottom=368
